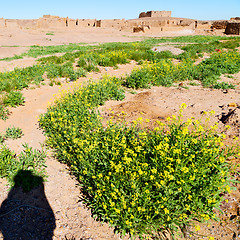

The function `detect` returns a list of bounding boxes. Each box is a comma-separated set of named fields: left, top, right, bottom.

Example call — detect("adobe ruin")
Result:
left=139, top=11, right=172, bottom=18
left=0, top=11, right=237, bottom=34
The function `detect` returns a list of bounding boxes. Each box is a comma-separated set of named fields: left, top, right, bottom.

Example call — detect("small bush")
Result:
left=3, top=91, right=25, bottom=107
left=0, top=145, right=15, bottom=178
left=5, top=126, right=23, bottom=139
left=0, top=105, right=9, bottom=120
left=212, top=82, right=235, bottom=89
left=0, top=133, right=4, bottom=143
left=0, top=144, right=47, bottom=190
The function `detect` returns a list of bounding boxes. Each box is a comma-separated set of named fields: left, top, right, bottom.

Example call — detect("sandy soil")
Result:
left=0, top=29, right=240, bottom=239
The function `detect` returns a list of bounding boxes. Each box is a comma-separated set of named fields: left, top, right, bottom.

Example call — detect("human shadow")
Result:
left=0, top=170, right=56, bottom=240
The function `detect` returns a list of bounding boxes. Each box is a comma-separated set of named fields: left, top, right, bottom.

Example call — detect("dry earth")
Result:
left=0, top=29, right=240, bottom=240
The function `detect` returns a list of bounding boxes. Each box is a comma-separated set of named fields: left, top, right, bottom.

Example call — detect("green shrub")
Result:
left=124, top=51, right=240, bottom=89
left=40, top=77, right=239, bottom=239
left=212, top=82, right=235, bottom=89
left=5, top=126, right=23, bottom=139
left=3, top=91, right=25, bottom=107
left=0, top=144, right=47, bottom=190
left=46, top=64, right=61, bottom=79
left=0, top=105, right=9, bottom=120
left=0, top=133, right=4, bottom=143
left=0, top=145, right=15, bottom=178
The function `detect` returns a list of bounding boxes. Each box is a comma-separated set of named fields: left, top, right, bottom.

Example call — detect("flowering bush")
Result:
left=125, top=51, right=240, bottom=89
left=40, top=77, right=239, bottom=238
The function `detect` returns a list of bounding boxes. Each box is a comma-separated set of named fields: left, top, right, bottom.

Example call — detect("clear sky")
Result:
left=1, top=0, right=239, bottom=21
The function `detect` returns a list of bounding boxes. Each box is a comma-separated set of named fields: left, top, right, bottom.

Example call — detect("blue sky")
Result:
left=1, top=0, right=239, bottom=20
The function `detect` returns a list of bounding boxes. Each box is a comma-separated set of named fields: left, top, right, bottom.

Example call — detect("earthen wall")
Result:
left=37, top=17, right=66, bottom=29
left=96, top=19, right=126, bottom=28
left=139, top=11, right=171, bottom=18
left=0, top=18, right=6, bottom=28
left=225, top=22, right=240, bottom=35
left=17, top=19, right=38, bottom=29
left=0, top=12, right=222, bottom=33
left=5, top=20, right=19, bottom=29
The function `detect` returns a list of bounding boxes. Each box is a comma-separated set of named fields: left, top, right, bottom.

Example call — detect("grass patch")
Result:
left=124, top=51, right=240, bottom=89
left=46, top=32, right=54, bottom=36
left=4, top=126, right=23, bottom=139
left=3, top=91, right=25, bottom=107
left=25, top=43, right=92, bottom=58
left=0, top=144, right=47, bottom=191
left=0, top=55, right=24, bottom=62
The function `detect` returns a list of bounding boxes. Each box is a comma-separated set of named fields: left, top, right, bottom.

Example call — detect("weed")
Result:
left=0, top=105, right=9, bottom=120
left=5, top=126, right=23, bottom=139
left=0, top=133, right=4, bottom=143
left=3, top=91, right=25, bottom=107
left=46, top=32, right=54, bottom=36
left=0, top=144, right=47, bottom=191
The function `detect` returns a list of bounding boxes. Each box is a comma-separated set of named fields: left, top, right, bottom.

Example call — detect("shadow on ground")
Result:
left=0, top=170, right=56, bottom=240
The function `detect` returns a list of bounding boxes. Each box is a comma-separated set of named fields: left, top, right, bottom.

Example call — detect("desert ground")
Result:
left=0, top=26, right=239, bottom=240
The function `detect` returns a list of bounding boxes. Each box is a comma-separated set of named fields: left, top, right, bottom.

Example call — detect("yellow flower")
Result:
left=164, top=208, right=169, bottom=214
left=115, top=208, right=120, bottom=214
left=195, top=225, right=200, bottom=231
left=208, top=237, right=215, bottom=240
left=181, top=103, right=187, bottom=109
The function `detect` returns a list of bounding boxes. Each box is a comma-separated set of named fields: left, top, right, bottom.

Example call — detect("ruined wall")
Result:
left=225, top=22, right=240, bottom=35
left=17, top=19, right=38, bottom=29
left=0, top=12, right=199, bottom=33
left=211, top=20, right=228, bottom=30
left=123, top=17, right=195, bottom=32
left=77, top=19, right=96, bottom=27
left=139, top=11, right=171, bottom=18
left=5, top=20, right=19, bottom=29
left=37, top=16, right=66, bottom=29
left=96, top=19, right=126, bottom=28
left=36, top=16, right=97, bottom=29
left=195, top=21, right=212, bottom=30
left=0, top=18, right=6, bottom=28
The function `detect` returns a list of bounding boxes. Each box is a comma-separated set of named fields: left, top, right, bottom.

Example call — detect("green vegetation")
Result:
left=26, top=43, right=91, bottom=58
left=0, top=55, right=24, bottom=62
left=3, top=91, right=25, bottom=107
left=46, top=32, right=54, bottom=36
left=0, top=144, right=47, bottom=191
left=40, top=76, right=239, bottom=239
left=0, top=133, right=4, bottom=144
left=4, top=126, right=23, bottom=139
left=0, top=105, right=9, bottom=120
left=125, top=51, right=240, bottom=89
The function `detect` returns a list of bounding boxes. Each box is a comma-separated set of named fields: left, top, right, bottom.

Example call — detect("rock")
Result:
left=228, top=103, right=238, bottom=108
